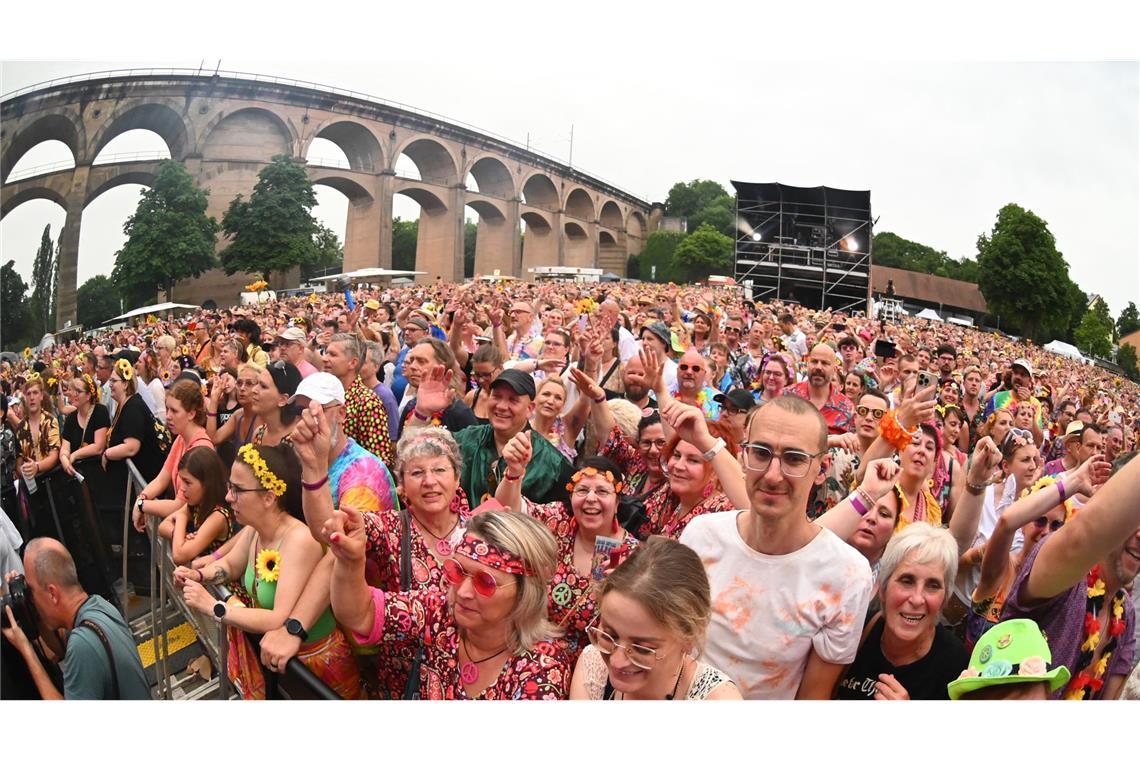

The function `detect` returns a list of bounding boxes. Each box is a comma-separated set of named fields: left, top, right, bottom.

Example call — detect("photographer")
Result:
left=2, top=538, right=150, bottom=700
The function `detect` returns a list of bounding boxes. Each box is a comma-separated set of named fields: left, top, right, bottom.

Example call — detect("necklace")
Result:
left=459, top=636, right=507, bottom=686
left=611, top=655, right=688, bottom=700
left=1063, top=565, right=1127, bottom=700
left=894, top=483, right=931, bottom=525
left=412, top=512, right=460, bottom=556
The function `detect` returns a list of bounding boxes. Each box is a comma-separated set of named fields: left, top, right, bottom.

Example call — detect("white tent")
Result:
left=1043, top=340, right=1085, bottom=362
left=107, top=302, right=198, bottom=324
left=947, top=316, right=974, bottom=327
left=915, top=308, right=943, bottom=322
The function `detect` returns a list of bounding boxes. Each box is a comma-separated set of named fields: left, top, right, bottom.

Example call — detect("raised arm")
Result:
left=815, top=459, right=901, bottom=538
left=947, top=436, right=1004, bottom=556
left=291, top=400, right=337, bottom=544
left=494, top=430, right=531, bottom=511
left=324, top=505, right=376, bottom=638
left=855, top=380, right=936, bottom=483
left=658, top=398, right=749, bottom=511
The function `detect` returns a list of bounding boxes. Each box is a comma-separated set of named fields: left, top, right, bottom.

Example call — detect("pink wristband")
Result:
left=850, top=490, right=870, bottom=516
left=211, top=551, right=221, bottom=561
left=1056, top=479, right=1067, bottom=502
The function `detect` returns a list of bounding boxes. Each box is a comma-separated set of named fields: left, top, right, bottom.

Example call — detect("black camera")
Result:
left=0, top=574, right=40, bottom=640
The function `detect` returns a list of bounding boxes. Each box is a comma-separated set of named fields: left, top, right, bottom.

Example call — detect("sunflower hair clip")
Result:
left=237, top=444, right=287, bottom=496
left=566, top=465, right=623, bottom=493
left=115, top=358, right=135, bottom=382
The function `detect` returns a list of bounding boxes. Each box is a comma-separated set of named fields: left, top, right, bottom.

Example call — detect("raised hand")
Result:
left=897, top=381, right=937, bottom=429
left=569, top=367, right=603, bottom=402
left=639, top=348, right=664, bottom=396
left=291, top=399, right=332, bottom=472
left=966, top=435, right=1003, bottom=486
left=416, top=365, right=454, bottom=415
left=322, top=505, right=367, bottom=565
left=859, top=458, right=902, bottom=501
left=501, top=429, right=532, bottom=477
left=1067, top=453, right=1112, bottom=496
left=660, top=400, right=715, bottom=453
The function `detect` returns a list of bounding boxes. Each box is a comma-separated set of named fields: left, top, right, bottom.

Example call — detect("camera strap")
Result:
left=79, top=619, right=121, bottom=700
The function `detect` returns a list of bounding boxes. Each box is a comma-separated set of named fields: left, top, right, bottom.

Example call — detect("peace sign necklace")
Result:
left=460, top=636, right=507, bottom=685
left=412, top=513, right=460, bottom=557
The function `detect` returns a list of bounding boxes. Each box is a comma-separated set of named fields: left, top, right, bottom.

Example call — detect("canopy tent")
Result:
left=309, top=268, right=427, bottom=282
left=107, top=302, right=197, bottom=324
left=947, top=316, right=975, bottom=327
left=915, top=308, right=943, bottom=322
left=600, top=272, right=621, bottom=282
left=1043, top=340, right=1085, bottom=362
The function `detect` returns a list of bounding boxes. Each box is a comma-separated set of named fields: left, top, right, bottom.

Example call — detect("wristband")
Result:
left=593, top=390, right=607, bottom=404
left=504, top=470, right=524, bottom=483
left=965, top=480, right=987, bottom=496
left=413, top=407, right=430, bottom=421
left=212, top=551, right=222, bottom=561
left=850, top=488, right=873, bottom=516
left=302, top=474, right=330, bottom=491
left=207, top=411, right=218, bottom=418
left=1056, top=479, right=1067, bottom=503
left=197, top=568, right=205, bottom=583
left=701, top=438, right=726, bottom=462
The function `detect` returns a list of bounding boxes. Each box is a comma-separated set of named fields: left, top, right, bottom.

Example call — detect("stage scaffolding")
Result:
left=732, top=182, right=873, bottom=314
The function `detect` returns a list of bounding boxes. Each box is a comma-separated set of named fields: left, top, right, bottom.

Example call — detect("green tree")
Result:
left=1090, top=297, right=1116, bottom=342
left=76, top=275, right=121, bottom=328
left=392, top=217, right=419, bottom=272
left=1116, top=342, right=1139, bottom=381
left=464, top=220, right=477, bottom=278
left=665, top=180, right=736, bottom=237
left=1073, top=310, right=1113, bottom=359
left=1, top=260, right=32, bottom=350
left=976, top=204, right=1077, bottom=342
left=626, top=255, right=641, bottom=280
left=112, top=160, right=219, bottom=307
left=1116, top=301, right=1140, bottom=338
left=300, top=224, right=344, bottom=281
left=637, top=231, right=684, bottom=282
left=29, top=224, right=56, bottom=337
left=221, top=155, right=318, bottom=279
left=872, top=231, right=979, bottom=282
left=674, top=223, right=734, bottom=282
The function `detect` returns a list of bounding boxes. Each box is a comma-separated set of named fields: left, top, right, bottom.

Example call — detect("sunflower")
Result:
left=255, top=548, right=282, bottom=583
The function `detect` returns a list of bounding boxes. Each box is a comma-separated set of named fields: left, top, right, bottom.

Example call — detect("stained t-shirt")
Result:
left=835, top=616, right=967, bottom=700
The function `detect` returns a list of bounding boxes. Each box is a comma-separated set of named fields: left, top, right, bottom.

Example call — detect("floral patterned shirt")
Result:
left=525, top=499, right=638, bottom=665
left=638, top=487, right=734, bottom=541
left=783, top=381, right=854, bottom=435
left=15, top=412, right=61, bottom=463
left=344, top=376, right=395, bottom=469
left=352, top=587, right=570, bottom=700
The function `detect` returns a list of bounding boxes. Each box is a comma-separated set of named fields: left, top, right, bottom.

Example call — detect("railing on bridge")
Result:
left=5, top=151, right=171, bottom=183
left=0, top=67, right=649, bottom=204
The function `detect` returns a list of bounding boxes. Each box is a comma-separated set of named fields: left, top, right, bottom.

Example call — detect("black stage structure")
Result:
left=732, top=182, right=873, bottom=313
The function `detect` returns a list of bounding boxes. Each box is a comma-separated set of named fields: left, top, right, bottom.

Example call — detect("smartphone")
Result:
left=917, top=370, right=939, bottom=390
left=873, top=339, right=897, bottom=359
left=591, top=535, right=622, bottom=581
left=832, top=323, right=847, bottom=332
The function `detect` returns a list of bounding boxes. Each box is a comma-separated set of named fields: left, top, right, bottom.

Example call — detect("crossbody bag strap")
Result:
left=79, top=619, right=121, bottom=700
left=599, top=359, right=620, bottom=389
left=399, top=508, right=412, bottom=593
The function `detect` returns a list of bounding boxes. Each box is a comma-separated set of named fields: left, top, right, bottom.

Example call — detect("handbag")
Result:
left=399, top=509, right=427, bottom=700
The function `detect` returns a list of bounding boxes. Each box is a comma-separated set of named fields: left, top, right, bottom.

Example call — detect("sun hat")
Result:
left=946, top=618, right=1070, bottom=700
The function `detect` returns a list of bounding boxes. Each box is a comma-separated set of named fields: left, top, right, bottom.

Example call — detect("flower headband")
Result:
left=454, top=534, right=532, bottom=576
left=81, top=373, right=101, bottom=402
left=237, top=443, right=287, bottom=497
left=115, top=358, right=135, bottom=382
left=566, top=466, right=623, bottom=493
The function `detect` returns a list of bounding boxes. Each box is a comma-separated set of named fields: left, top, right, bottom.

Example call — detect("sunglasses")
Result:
left=1032, top=516, right=1065, bottom=532
left=441, top=558, right=515, bottom=597
left=677, top=363, right=704, bottom=373
left=1003, top=428, right=1033, bottom=448
left=723, top=326, right=742, bottom=334
left=856, top=405, right=886, bottom=420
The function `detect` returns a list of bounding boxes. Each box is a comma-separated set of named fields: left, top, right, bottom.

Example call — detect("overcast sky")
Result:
left=2, top=7, right=1138, bottom=319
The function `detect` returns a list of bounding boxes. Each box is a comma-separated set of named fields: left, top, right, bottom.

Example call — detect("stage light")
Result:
left=848, top=237, right=859, bottom=252
left=752, top=232, right=762, bottom=242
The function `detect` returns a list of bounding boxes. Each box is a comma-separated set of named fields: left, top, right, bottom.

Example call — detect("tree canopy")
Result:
left=674, top=223, right=734, bottom=282
left=1116, top=342, right=1139, bottom=381
left=1, top=260, right=32, bottom=350
left=872, top=231, right=979, bottom=282
left=664, top=180, right=735, bottom=237
left=976, top=204, right=1081, bottom=342
left=635, top=231, right=684, bottom=283
left=77, top=275, right=121, bottom=329
left=221, top=155, right=319, bottom=279
left=29, top=224, right=57, bottom=337
left=112, top=160, right=219, bottom=307
left=1116, top=301, right=1140, bottom=339
left=1073, top=308, right=1113, bottom=359
left=392, top=217, right=418, bottom=272
left=300, top=223, right=344, bottom=282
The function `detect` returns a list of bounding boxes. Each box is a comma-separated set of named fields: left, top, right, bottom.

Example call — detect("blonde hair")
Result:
left=154, top=335, right=177, bottom=354
left=536, top=375, right=567, bottom=399
left=237, top=362, right=262, bottom=380
left=600, top=536, right=712, bottom=653
left=606, top=398, right=641, bottom=442
left=464, top=511, right=560, bottom=654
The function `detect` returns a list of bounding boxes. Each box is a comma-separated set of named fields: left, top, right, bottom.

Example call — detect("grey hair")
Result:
left=363, top=340, right=385, bottom=368
left=330, top=332, right=363, bottom=363
left=396, top=426, right=462, bottom=481
left=27, top=538, right=81, bottom=590
left=878, top=523, right=959, bottom=599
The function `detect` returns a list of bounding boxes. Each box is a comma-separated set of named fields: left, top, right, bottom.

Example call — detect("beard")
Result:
left=625, top=383, right=648, bottom=402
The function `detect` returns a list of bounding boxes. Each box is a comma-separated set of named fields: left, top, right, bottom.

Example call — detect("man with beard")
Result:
left=606, top=352, right=656, bottom=411
left=1001, top=454, right=1140, bottom=699
left=1045, top=400, right=1078, bottom=464
left=782, top=344, right=854, bottom=435
left=935, top=343, right=957, bottom=383
left=674, top=349, right=721, bottom=421
left=985, top=358, right=1045, bottom=428
left=504, top=301, right=544, bottom=361
left=732, top=318, right=770, bottom=393
left=812, top=388, right=890, bottom=518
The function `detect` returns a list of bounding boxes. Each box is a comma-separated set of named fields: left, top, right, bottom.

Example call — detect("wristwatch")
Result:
left=701, top=437, right=727, bottom=462
left=285, top=617, right=309, bottom=642
left=213, top=601, right=228, bottom=620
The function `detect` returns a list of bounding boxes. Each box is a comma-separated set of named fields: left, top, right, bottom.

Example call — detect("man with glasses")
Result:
left=837, top=335, right=863, bottom=376
left=324, top=333, right=395, bottom=469
left=277, top=326, right=318, bottom=378
left=713, top=389, right=755, bottom=445
left=390, top=316, right=430, bottom=404
left=675, top=349, right=721, bottom=421
left=936, top=343, right=957, bottom=383
left=782, top=344, right=854, bottom=435
left=680, top=396, right=875, bottom=699
left=722, top=315, right=745, bottom=357
left=505, top=302, right=544, bottom=361
left=812, top=388, right=891, bottom=518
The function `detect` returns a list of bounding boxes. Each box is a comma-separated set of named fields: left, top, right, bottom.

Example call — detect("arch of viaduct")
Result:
left=1, top=72, right=659, bottom=329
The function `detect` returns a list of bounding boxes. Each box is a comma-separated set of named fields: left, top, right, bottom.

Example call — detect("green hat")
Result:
left=947, top=618, right=1070, bottom=700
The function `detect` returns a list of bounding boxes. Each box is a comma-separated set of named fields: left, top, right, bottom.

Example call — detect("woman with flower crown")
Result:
left=174, top=442, right=362, bottom=699
left=494, top=433, right=639, bottom=666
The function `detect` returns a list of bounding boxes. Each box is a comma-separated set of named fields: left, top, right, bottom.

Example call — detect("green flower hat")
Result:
left=947, top=618, right=1070, bottom=700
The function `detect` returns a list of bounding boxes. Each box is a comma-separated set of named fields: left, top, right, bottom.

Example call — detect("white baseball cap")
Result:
left=288, top=372, right=345, bottom=406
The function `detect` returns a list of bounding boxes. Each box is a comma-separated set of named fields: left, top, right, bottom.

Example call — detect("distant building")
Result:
left=659, top=217, right=688, bottom=234
left=870, top=265, right=989, bottom=324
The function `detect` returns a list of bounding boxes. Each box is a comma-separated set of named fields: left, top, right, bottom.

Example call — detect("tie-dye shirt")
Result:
left=329, top=437, right=399, bottom=515
left=681, top=511, right=872, bottom=699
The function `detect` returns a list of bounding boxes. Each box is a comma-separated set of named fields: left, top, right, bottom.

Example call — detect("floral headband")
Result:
left=454, top=534, right=532, bottom=576
left=115, top=358, right=135, bottom=382
left=566, top=466, right=623, bottom=493
left=80, top=373, right=101, bottom=402
left=237, top=443, right=287, bottom=497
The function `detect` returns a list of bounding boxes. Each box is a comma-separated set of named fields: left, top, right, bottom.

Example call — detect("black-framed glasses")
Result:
left=677, top=363, right=704, bottom=373
left=855, top=405, right=887, bottom=420
left=741, top=443, right=825, bottom=477
left=586, top=622, right=665, bottom=670
left=1032, top=516, right=1065, bottom=532
left=227, top=481, right=266, bottom=495
left=724, top=326, right=742, bottom=334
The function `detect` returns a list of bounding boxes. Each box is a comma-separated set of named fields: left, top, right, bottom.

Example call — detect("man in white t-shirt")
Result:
left=681, top=395, right=872, bottom=699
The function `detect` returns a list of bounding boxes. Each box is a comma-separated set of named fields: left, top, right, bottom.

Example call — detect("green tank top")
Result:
left=243, top=552, right=336, bottom=641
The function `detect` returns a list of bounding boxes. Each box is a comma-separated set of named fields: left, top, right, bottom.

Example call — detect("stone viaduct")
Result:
left=1, top=70, right=659, bottom=329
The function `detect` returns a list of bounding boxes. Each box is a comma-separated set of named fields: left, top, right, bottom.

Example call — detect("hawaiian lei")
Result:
left=1063, top=564, right=1126, bottom=700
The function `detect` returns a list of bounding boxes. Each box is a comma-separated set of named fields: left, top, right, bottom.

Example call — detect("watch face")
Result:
left=214, top=601, right=227, bottom=618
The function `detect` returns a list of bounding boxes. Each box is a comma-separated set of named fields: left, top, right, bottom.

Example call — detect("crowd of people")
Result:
left=2, top=276, right=1139, bottom=701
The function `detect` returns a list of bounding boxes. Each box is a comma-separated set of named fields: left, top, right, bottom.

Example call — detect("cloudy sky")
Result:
left=2, top=5, right=1138, bottom=319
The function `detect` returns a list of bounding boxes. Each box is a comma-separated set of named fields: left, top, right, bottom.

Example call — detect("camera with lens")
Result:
left=0, top=574, right=41, bottom=640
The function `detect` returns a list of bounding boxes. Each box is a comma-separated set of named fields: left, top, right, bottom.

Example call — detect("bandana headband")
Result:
left=454, top=534, right=532, bottom=576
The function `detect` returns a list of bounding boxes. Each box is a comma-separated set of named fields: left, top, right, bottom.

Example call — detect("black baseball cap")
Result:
left=489, top=368, right=536, bottom=399
left=714, top=389, right=757, bottom=412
